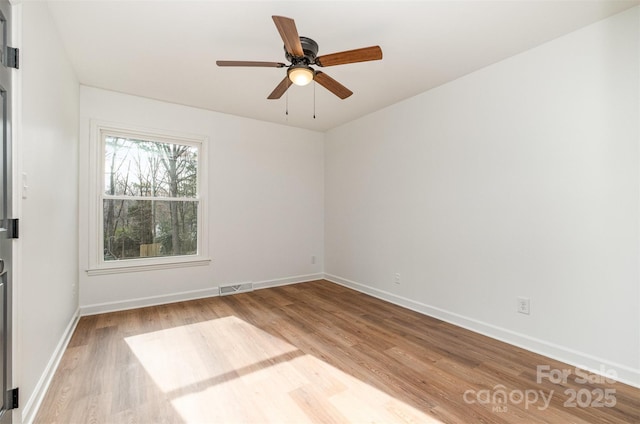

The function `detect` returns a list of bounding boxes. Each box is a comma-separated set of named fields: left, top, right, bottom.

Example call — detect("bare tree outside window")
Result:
left=102, top=135, right=199, bottom=261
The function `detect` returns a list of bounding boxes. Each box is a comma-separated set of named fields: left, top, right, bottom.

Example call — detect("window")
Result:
left=88, top=121, right=209, bottom=274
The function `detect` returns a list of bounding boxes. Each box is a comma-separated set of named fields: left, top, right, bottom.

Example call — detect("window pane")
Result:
left=103, top=199, right=198, bottom=260
left=104, top=136, right=198, bottom=198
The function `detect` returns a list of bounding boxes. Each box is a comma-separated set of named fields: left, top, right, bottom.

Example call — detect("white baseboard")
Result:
left=253, top=273, right=324, bottom=290
left=80, top=273, right=324, bottom=316
left=22, top=308, right=80, bottom=424
left=80, top=287, right=221, bottom=316
left=324, top=273, right=640, bottom=389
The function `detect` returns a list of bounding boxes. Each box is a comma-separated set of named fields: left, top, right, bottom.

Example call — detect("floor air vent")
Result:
left=219, top=282, right=253, bottom=296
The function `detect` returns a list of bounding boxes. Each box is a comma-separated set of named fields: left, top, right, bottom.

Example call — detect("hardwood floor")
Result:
left=36, top=280, right=639, bottom=423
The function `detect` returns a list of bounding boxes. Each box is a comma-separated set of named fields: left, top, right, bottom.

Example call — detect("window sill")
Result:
left=86, top=257, right=212, bottom=276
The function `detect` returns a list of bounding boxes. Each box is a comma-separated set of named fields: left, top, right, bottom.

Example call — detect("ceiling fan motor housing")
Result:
left=285, top=36, right=319, bottom=65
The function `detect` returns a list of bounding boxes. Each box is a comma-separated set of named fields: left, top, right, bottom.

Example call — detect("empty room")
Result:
left=4, top=0, right=640, bottom=423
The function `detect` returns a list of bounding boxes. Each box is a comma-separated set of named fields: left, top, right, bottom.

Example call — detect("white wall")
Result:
left=18, top=1, right=80, bottom=421
left=325, top=7, right=640, bottom=386
left=78, top=87, right=324, bottom=310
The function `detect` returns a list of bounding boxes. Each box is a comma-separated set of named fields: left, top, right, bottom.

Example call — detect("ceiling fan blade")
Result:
left=314, top=71, right=353, bottom=99
left=267, top=76, right=293, bottom=99
left=315, top=46, right=383, bottom=67
left=272, top=16, right=304, bottom=57
left=216, top=60, right=286, bottom=68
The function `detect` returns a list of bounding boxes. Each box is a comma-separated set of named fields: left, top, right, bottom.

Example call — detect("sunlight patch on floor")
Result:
left=124, top=315, right=298, bottom=392
left=126, top=315, right=443, bottom=423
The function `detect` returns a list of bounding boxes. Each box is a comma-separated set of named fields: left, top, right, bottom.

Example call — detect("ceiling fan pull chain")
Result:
left=286, top=90, right=289, bottom=119
left=313, top=81, right=316, bottom=119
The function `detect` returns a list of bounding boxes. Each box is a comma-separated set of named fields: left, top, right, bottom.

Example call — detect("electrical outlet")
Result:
left=311, top=255, right=316, bottom=265
left=394, top=273, right=401, bottom=285
left=517, top=297, right=530, bottom=315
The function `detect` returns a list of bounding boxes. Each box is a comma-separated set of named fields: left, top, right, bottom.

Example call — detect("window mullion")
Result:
left=103, top=195, right=200, bottom=202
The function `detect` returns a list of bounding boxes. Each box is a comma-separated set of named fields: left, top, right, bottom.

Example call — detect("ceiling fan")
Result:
left=216, top=16, right=383, bottom=100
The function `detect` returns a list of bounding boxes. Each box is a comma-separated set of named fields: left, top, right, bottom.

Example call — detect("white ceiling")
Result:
left=46, top=0, right=639, bottom=132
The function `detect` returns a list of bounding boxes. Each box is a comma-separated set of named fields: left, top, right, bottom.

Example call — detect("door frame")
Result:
left=5, top=1, right=19, bottom=423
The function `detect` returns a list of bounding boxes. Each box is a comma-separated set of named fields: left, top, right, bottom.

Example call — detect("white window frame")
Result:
left=87, top=120, right=210, bottom=275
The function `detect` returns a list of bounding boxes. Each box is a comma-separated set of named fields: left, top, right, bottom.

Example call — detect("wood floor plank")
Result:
left=289, top=384, right=350, bottom=424
left=35, top=280, right=640, bottom=423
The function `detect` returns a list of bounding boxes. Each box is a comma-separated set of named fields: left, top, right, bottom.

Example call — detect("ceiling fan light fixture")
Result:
left=288, top=65, right=314, bottom=86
